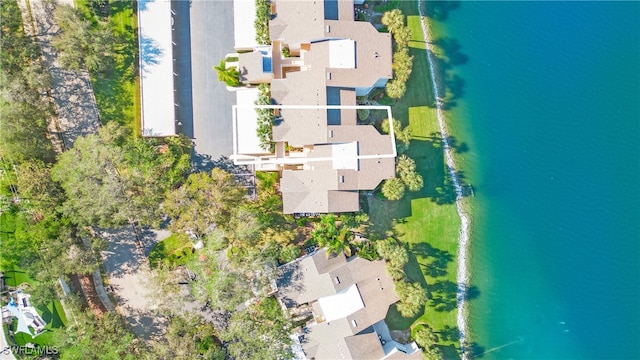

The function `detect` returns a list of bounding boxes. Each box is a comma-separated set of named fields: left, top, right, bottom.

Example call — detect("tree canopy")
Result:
left=395, top=280, right=428, bottom=318
left=164, top=168, right=246, bottom=238
left=53, top=5, right=116, bottom=73
left=382, top=177, right=406, bottom=201
left=213, top=60, right=241, bottom=87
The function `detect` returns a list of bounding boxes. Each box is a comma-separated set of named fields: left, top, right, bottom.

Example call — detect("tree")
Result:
left=422, top=346, right=444, bottom=360
left=164, top=168, right=246, bottom=238
left=213, top=59, right=240, bottom=87
left=386, top=78, right=407, bottom=99
left=53, top=5, right=115, bottom=73
left=402, top=170, right=424, bottom=192
left=147, top=314, right=227, bottom=360
left=382, top=177, right=406, bottom=201
left=53, top=305, right=140, bottom=359
left=395, top=281, right=427, bottom=318
left=279, top=244, right=300, bottom=264
left=52, top=123, right=190, bottom=227
left=381, top=9, right=405, bottom=34
left=382, top=118, right=411, bottom=153
left=219, top=297, right=293, bottom=360
left=393, top=48, right=413, bottom=83
left=51, top=133, right=131, bottom=227
left=357, top=108, right=370, bottom=121
left=312, top=214, right=354, bottom=257
left=414, top=325, right=439, bottom=350
left=16, top=160, right=64, bottom=215
left=393, top=26, right=413, bottom=48
left=396, top=155, right=417, bottom=178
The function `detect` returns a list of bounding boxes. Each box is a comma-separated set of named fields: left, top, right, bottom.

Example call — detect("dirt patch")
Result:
left=78, top=274, right=106, bottom=317
left=390, top=329, right=412, bottom=344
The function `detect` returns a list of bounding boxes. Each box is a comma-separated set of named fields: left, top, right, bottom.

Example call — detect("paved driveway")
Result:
left=187, top=0, right=237, bottom=167
left=101, top=227, right=170, bottom=341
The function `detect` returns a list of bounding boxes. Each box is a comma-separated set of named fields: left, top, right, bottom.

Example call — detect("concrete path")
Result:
left=101, top=227, right=170, bottom=340
left=18, top=0, right=101, bottom=150
left=0, top=309, right=17, bottom=360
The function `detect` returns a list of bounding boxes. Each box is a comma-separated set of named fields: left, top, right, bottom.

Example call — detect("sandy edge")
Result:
left=416, top=2, right=472, bottom=359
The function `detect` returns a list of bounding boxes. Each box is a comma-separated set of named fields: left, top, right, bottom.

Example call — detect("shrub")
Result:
left=381, top=177, right=406, bottom=201
left=279, top=244, right=300, bottom=264
left=395, top=281, right=427, bottom=318
left=414, top=325, right=440, bottom=350
left=357, top=108, right=370, bottom=121
left=385, top=79, right=407, bottom=99
left=255, top=84, right=274, bottom=151
left=255, top=0, right=271, bottom=45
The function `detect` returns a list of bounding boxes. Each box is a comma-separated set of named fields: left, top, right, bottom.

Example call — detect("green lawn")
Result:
left=76, top=0, right=140, bottom=135
left=149, top=233, right=194, bottom=269
left=3, top=268, right=38, bottom=287
left=11, top=299, right=68, bottom=347
left=369, top=0, right=462, bottom=353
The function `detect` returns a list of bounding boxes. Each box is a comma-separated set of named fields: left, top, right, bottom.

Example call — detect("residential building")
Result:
left=276, top=249, right=422, bottom=360
left=231, top=0, right=397, bottom=214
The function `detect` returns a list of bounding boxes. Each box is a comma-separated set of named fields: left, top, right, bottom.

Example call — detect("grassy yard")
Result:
left=148, top=233, right=194, bottom=269
left=369, top=0, right=462, bottom=354
left=76, top=0, right=140, bottom=135
left=3, top=268, right=38, bottom=287
left=11, top=299, right=68, bottom=346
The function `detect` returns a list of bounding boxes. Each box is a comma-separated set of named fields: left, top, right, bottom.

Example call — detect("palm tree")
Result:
left=312, top=214, right=353, bottom=257
left=385, top=79, right=407, bottom=99
left=381, top=9, right=404, bottom=33
left=213, top=60, right=240, bottom=87
left=414, top=325, right=439, bottom=350
left=382, top=178, right=406, bottom=201
left=396, top=281, right=427, bottom=318
left=402, top=171, right=424, bottom=192
left=396, top=155, right=416, bottom=178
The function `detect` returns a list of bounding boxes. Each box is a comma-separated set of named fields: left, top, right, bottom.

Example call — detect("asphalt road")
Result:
left=188, top=0, right=237, bottom=167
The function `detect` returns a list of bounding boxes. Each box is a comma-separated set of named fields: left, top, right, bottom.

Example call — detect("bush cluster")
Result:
left=376, top=238, right=427, bottom=318
left=255, top=0, right=271, bottom=45
left=255, top=84, right=275, bottom=152
left=382, top=9, right=414, bottom=99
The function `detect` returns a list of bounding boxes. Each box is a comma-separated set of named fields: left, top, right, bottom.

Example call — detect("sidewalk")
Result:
left=0, top=309, right=17, bottom=360
left=17, top=0, right=101, bottom=149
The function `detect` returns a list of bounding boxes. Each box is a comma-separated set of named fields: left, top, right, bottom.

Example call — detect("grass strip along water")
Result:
left=367, top=1, right=470, bottom=357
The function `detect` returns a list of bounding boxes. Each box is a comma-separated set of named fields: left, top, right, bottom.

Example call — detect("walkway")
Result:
left=17, top=0, right=101, bottom=150
left=0, top=309, right=17, bottom=360
left=101, top=227, right=169, bottom=341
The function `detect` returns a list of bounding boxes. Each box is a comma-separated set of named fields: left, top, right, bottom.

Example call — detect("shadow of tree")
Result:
left=139, top=35, right=162, bottom=70
left=429, top=280, right=481, bottom=312
left=429, top=279, right=457, bottom=312
left=410, top=242, right=453, bottom=278
left=431, top=37, right=468, bottom=66
left=424, top=132, right=469, bottom=154
left=423, top=0, right=460, bottom=21
left=465, top=341, right=487, bottom=359
left=438, top=325, right=461, bottom=342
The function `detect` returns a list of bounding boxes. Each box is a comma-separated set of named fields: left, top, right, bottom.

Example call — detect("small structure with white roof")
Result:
left=138, top=0, right=176, bottom=137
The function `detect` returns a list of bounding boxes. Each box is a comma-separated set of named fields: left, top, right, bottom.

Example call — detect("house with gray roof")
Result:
left=277, top=249, right=422, bottom=360
left=231, top=0, right=397, bottom=214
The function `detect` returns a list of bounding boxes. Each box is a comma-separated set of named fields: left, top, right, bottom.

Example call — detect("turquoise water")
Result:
left=432, top=2, right=640, bottom=359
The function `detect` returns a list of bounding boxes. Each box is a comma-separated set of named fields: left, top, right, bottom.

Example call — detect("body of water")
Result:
left=431, top=2, right=640, bottom=358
